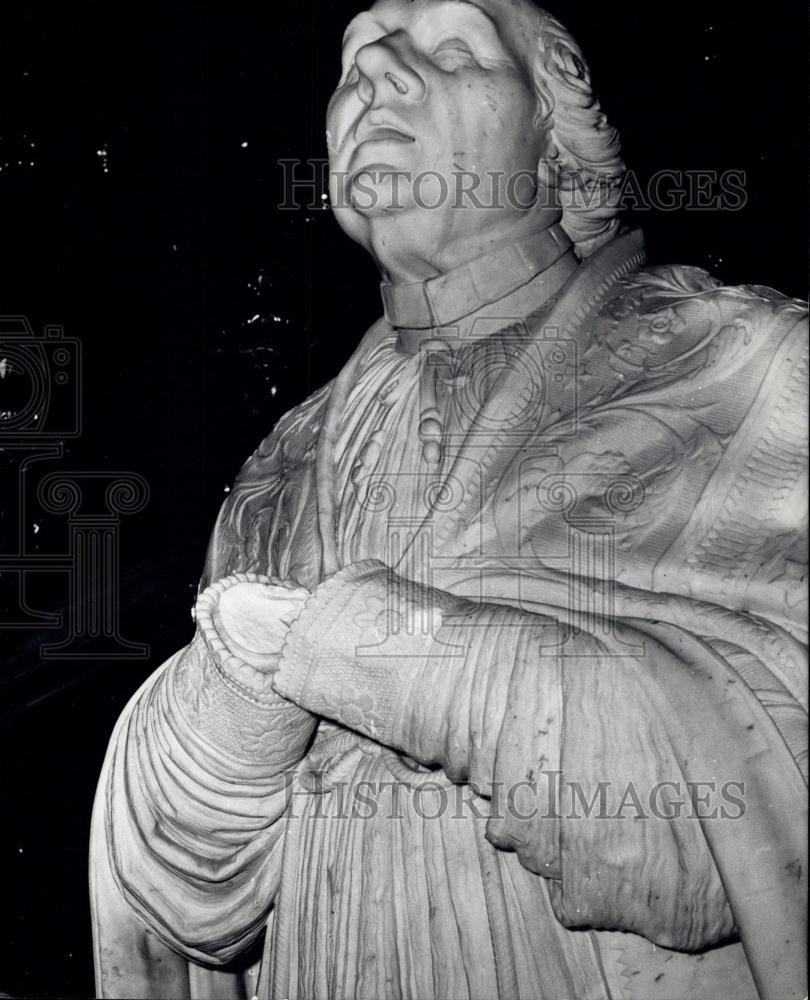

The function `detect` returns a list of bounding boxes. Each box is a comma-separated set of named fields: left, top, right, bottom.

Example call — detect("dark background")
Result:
left=0, top=3, right=806, bottom=996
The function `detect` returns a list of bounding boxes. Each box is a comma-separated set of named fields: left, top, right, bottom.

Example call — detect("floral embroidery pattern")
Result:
left=320, top=688, right=385, bottom=740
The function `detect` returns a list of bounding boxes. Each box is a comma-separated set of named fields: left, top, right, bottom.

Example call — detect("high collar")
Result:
left=379, top=223, right=573, bottom=330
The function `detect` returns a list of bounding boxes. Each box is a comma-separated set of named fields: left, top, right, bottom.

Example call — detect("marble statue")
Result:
left=90, top=1, right=808, bottom=997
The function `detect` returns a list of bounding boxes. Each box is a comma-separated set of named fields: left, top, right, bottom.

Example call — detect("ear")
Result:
left=543, top=36, right=591, bottom=93
left=530, top=24, right=591, bottom=119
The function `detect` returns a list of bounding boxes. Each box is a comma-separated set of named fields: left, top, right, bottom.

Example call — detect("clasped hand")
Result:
left=195, top=574, right=309, bottom=700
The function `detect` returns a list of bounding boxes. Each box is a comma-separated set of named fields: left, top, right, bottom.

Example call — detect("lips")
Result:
left=360, top=126, right=414, bottom=144
left=353, top=117, right=415, bottom=148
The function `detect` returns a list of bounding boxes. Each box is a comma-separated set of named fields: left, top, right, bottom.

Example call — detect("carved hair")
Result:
left=530, top=11, right=626, bottom=257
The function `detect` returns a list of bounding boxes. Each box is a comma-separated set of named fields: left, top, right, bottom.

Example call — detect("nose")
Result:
left=354, top=34, right=426, bottom=105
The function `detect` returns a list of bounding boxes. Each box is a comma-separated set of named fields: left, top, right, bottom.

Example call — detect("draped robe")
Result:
left=90, top=230, right=808, bottom=999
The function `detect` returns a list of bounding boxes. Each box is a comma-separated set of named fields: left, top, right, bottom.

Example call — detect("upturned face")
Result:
left=326, top=0, right=551, bottom=272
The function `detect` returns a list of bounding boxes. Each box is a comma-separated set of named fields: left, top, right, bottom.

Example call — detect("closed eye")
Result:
left=433, top=37, right=476, bottom=65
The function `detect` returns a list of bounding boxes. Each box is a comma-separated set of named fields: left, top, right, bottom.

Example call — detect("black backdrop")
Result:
left=0, top=3, right=806, bottom=997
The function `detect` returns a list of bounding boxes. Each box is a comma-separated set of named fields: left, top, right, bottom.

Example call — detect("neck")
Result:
left=369, top=206, right=563, bottom=284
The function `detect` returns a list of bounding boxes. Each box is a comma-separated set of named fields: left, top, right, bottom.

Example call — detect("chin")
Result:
left=330, top=208, right=370, bottom=247
left=346, top=167, right=417, bottom=216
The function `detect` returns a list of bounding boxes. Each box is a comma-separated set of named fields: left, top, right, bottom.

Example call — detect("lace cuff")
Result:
left=172, top=573, right=316, bottom=766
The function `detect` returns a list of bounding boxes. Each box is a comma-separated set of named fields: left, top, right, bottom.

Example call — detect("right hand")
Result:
left=195, top=574, right=310, bottom=699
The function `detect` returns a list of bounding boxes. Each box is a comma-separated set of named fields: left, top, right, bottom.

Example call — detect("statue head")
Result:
left=326, top=0, right=625, bottom=282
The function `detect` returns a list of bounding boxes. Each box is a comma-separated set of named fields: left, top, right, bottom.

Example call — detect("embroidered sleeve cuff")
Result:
left=274, top=560, right=470, bottom=757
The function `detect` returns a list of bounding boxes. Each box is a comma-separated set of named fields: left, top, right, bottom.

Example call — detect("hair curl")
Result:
left=530, top=12, right=626, bottom=258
